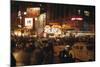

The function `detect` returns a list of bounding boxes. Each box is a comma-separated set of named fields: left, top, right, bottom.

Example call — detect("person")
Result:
left=43, top=42, right=54, bottom=64
left=30, top=46, right=44, bottom=65
left=11, top=38, right=16, bottom=52
left=59, top=47, right=74, bottom=63
left=11, top=53, right=16, bottom=67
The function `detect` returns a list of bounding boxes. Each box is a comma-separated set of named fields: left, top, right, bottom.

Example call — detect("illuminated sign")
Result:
left=71, top=17, right=83, bottom=21
left=44, top=25, right=61, bottom=34
left=25, top=18, right=33, bottom=29
left=27, top=7, right=40, bottom=17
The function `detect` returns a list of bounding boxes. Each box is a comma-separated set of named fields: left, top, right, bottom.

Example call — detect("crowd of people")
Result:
left=11, top=34, right=95, bottom=66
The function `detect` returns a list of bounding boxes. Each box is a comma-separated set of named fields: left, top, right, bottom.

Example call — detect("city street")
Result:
left=11, top=1, right=95, bottom=66
left=12, top=41, right=95, bottom=66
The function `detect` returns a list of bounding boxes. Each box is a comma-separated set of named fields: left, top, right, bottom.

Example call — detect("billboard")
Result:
left=27, top=7, right=40, bottom=17
left=25, top=18, right=33, bottom=29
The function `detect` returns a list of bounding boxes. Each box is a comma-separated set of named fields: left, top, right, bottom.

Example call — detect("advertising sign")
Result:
left=25, top=18, right=33, bottom=29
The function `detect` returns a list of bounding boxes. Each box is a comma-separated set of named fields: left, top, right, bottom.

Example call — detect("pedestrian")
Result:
left=11, top=53, right=16, bottom=67
left=59, top=47, right=74, bottom=63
